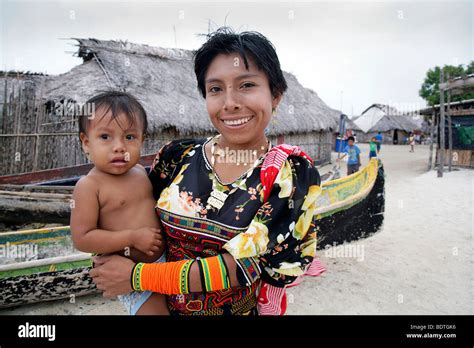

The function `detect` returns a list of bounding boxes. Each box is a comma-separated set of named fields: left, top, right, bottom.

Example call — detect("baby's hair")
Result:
left=193, top=26, right=287, bottom=98
left=79, top=90, right=148, bottom=137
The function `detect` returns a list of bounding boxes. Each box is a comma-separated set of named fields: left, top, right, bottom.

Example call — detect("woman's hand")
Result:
left=89, top=254, right=135, bottom=298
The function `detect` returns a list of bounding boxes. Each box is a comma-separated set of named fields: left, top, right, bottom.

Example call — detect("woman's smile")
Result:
left=221, top=115, right=254, bottom=128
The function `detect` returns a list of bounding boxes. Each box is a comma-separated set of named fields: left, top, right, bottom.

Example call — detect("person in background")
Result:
left=409, top=133, right=415, bottom=152
left=369, top=137, right=378, bottom=159
left=337, top=136, right=361, bottom=175
left=375, top=132, right=383, bottom=154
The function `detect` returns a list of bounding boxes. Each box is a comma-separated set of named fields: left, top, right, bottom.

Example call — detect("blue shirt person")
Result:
left=337, top=136, right=361, bottom=175
left=375, top=132, right=383, bottom=153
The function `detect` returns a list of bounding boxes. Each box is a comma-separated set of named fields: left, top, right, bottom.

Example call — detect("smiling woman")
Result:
left=90, top=27, right=322, bottom=316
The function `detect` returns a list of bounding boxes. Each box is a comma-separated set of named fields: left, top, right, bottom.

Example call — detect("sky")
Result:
left=1, top=0, right=472, bottom=116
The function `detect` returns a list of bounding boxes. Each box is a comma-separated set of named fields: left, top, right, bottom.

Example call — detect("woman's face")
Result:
left=204, top=53, right=282, bottom=148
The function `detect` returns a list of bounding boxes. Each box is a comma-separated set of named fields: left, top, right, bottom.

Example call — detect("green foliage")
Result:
left=419, top=62, right=474, bottom=106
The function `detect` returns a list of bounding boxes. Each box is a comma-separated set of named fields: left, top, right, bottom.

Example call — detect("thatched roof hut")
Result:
left=43, top=38, right=338, bottom=136
left=354, top=104, right=422, bottom=144
left=354, top=104, right=421, bottom=133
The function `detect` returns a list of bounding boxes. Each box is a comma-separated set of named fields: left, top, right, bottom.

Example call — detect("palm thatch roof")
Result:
left=42, top=38, right=338, bottom=135
left=354, top=103, right=421, bottom=133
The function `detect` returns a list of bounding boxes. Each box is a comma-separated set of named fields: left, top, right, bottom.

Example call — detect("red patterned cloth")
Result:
left=260, top=144, right=314, bottom=202
left=258, top=144, right=325, bottom=316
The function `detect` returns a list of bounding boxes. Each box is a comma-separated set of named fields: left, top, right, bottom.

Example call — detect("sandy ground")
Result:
left=1, top=143, right=472, bottom=315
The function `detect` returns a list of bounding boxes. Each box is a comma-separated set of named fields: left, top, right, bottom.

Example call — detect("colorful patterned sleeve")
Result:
left=148, top=139, right=199, bottom=200
left=224, top=155, right=321, bottom=288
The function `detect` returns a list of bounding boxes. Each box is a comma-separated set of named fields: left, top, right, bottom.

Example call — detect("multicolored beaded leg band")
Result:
left=197, top=254, right=231, bottom=292
left=131, top=259, right=194, bottom=294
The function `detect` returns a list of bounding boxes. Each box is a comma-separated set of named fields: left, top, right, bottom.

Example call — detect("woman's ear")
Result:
left=272, top=94, right=283, bottom=111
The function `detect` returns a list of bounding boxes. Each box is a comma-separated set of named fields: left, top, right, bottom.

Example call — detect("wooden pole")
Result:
left=447, top=82, right=453, bottom=172
left=428, top=108, right=436, bottom=170
left=33, top=80, right=45, bottom=172
left=433, top=110, right=439, bottom=171
left=438, top=70, right=445, bottom=177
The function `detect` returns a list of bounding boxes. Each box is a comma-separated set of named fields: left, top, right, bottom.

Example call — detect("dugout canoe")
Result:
left=0, top=188, right=72, bottom=224
left=0, top=159, right=384, bottom=308
left=315, top=158, right=385, bottom=247
left=0, top=226, right=96, bottom=309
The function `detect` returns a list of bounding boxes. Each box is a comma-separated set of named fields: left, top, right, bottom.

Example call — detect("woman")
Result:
left=90, top=27, right=322, bottom=315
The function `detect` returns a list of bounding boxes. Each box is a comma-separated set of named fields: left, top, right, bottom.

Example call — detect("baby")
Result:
left=70, top=91, right=168, bottom=315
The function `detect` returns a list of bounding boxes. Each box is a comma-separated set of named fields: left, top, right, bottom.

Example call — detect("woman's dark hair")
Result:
left=193, top=27, right=287, bottom=98
left=79, top=90, right=148, bottom=136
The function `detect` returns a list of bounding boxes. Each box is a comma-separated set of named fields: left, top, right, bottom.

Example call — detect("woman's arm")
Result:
left=90, top=252, right=240, bottom=297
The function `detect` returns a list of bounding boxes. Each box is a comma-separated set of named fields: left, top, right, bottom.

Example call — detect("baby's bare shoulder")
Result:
left=134, top=163, right=148, bottom=175
left=74, top=174, right=99, bottom=194
left=130, top=164, right=149, bottom=180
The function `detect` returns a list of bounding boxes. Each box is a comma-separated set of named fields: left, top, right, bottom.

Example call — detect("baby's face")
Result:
left=80, top=108, right=144, bottom=175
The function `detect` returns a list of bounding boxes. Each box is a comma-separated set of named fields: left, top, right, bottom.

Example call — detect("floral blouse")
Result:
left=149, top=138, right=321, bottom=315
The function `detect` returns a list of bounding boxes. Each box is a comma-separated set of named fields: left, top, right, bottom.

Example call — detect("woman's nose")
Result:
left=223, top=88, right=241, bottom=112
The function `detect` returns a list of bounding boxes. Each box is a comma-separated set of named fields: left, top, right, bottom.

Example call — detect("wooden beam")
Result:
left=428, top=108, right=436, bottom=170
left=447, top=87, right=453, bottom=172
left=438, top=71, right=445, bottom=178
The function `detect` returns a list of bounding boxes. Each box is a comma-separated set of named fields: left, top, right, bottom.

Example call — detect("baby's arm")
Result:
left=70, top=176, right=162, bottom=255
left=120, top=226, right=165, bottom=263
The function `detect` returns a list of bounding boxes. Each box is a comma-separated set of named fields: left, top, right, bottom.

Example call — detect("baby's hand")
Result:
left=131, top=227, right=163, bottom=256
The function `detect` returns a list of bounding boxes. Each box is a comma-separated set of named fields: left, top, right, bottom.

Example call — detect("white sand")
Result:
left=2, top=144, right=472, bottom=315
left=287, top=144, right=473, bottom=315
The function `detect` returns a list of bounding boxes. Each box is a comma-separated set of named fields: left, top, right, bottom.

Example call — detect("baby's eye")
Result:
left=125, top=134, right=135, bottom=140
left=100, top=134, right=109, bottom=140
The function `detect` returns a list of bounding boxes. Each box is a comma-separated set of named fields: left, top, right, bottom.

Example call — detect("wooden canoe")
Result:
left=0, top=226, right=96, bottom=309
left=315, top=158, right=385, bottom=247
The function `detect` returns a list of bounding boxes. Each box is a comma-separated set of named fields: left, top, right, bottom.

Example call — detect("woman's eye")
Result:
left=100, top=134, right=109, bottom=140
left=126, top=134, right=135, bottom=140
left=208, top=86, right=221, bottom=93
left=241, top=82, right=255, bottom=89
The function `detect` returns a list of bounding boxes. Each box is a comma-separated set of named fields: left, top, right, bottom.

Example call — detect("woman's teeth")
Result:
left=223, top=117, right=252, bottom=126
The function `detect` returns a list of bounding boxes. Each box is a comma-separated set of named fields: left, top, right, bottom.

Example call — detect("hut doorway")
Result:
left=393, top=129, right=399, bottom=144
